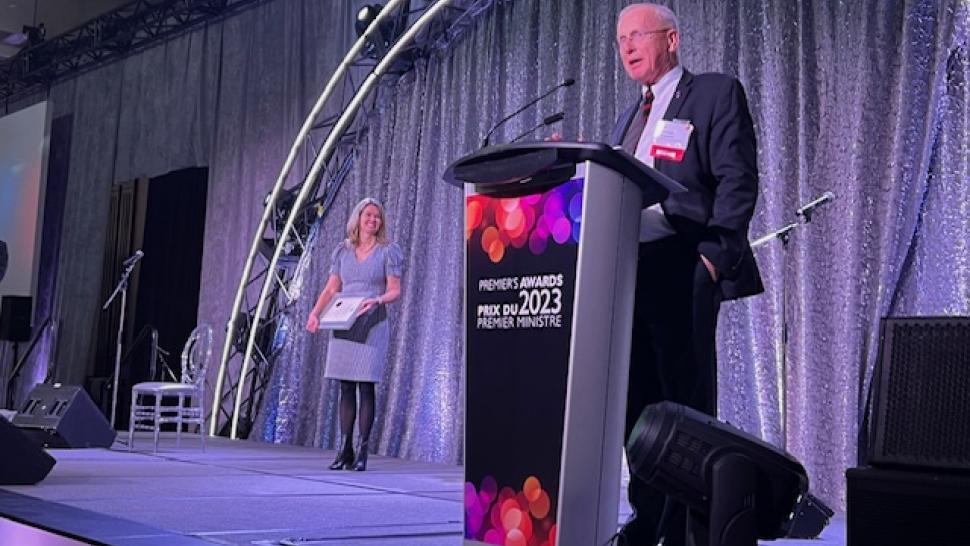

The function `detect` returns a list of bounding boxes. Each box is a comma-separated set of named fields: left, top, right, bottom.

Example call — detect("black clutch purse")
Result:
left=333, top=304, right=386, bottom=343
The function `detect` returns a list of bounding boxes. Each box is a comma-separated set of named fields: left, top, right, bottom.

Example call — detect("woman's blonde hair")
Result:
left=346, top=197, right=388, bottom=246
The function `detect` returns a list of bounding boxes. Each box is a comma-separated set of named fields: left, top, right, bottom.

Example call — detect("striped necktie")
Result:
left=621, top=87, right=654, bottom=155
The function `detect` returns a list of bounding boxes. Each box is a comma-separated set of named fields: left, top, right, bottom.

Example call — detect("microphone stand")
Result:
left=751, top=196, right=833, bottom=450
left=102, top=259, right=138, bottom=430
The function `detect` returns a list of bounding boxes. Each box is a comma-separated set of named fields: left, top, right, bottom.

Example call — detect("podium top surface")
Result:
left=441, top=142, right=685, bottom=202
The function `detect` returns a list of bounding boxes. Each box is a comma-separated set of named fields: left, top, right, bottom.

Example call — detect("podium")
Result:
left=443, top=142, right=685, bottom=546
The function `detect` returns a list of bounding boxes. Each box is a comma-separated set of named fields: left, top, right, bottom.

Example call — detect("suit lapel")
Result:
left=617, top=70, right=692, bottom=148
left=662, top=69, right=694, bottom=122
left=652, top=69, right=694, bottom=182
left=657, top=70, right=693, bottom=216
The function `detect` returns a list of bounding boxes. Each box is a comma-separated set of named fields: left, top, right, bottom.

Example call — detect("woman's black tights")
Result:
left=337, top=380, right=375, bottom=451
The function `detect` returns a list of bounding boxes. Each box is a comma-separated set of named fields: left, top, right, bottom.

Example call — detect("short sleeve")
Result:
left=385, top=242, right=404, bottom=277
left=329, top=242, right=347, bottom=276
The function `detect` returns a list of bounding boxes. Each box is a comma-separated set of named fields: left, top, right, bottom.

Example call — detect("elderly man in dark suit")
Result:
left=611, top=3, right=763, bottom=545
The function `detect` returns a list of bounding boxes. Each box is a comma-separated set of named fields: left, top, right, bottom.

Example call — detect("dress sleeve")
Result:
left=385, top=242, right=404, bottom=277
left=329, top=242, right=347, bottom=276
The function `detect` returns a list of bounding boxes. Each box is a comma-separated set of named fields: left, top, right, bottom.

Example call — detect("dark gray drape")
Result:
left=25, top=1, right=355, bottom=388
left=7, top=0, right=967, bottom=512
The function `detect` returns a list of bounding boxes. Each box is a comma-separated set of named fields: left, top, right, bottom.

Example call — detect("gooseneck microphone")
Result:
left=481, top=78, right=575, bottom=147
left=123, top=250, right=144, bottom=268
left=796, top=192, right=835, bottom=222
left=510, top=112, right=566, bottom=143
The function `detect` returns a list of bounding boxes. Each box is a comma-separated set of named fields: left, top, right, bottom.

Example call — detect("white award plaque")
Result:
left=317, top=294, right=368, bottom=330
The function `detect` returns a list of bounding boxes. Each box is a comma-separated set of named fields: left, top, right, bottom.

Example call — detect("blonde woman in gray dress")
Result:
left=306, top=197, right=403, bottom=471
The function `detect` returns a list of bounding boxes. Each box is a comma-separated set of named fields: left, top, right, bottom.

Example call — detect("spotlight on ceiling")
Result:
left=627, top=401, right=818, bottom=546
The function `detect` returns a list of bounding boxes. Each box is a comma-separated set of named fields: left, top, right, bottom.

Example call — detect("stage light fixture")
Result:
left=355, top=3, right=385, bottom=54
left=21, top=24, right=45, bottom=46
left=353, top=2, right=410, bottom=59
left=356, top=4, right=383, bottom=28
left=626, top=401, right=811, bottom=546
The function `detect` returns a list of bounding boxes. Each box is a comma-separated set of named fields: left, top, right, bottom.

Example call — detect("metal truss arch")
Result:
left=211, top=0, right=493, bottom=439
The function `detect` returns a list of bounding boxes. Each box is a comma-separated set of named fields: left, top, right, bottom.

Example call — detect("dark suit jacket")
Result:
left=611, top=69, right=763, bottom=301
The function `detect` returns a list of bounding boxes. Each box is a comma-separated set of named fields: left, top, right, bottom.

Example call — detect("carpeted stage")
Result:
left=0, top=434, right=845, bottom=545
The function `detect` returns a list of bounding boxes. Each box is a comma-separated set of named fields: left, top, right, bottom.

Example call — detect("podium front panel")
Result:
left=464, top=175, right=583, bottom=545
left=463, top=162, right=641, bottom=546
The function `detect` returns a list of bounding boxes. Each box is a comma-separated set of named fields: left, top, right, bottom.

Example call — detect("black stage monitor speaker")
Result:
left=0, top=295, right=31, bottom=342
left=13, top=384, right=117, bottom=448
left=847, top=466, right=970, bottom=546
left=869, top=317, right=970, bottom=471
left=0, top=416, right=56, bottom=485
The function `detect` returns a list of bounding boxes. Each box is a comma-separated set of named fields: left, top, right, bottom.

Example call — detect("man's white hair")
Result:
left=618, top=3, right=680, bottom=32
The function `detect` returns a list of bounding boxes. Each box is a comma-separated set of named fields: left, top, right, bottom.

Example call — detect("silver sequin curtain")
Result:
left=257, top=0, right=969, bottom=511
left=4, top=0, right=964, bottom=513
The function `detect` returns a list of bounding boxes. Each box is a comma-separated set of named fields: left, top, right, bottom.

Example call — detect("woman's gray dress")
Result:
left=324, top=241, right=403, bottom=383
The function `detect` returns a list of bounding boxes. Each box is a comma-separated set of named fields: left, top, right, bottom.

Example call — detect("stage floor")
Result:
left=0, top=434, right=845, bottom=545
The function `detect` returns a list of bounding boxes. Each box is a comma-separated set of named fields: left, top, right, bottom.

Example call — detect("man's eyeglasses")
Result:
left=616, top=28, right=672, bottom=48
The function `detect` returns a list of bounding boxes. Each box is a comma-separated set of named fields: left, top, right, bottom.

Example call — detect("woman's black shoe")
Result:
left=329, top=445, right=354, bottom=470
left=353, top=442, right=369, bottom=471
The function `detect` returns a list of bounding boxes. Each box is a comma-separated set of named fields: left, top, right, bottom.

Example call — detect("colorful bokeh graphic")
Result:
left=465, top=475, right=558, bottom=546
left=466, top=178, right=584, bottom=263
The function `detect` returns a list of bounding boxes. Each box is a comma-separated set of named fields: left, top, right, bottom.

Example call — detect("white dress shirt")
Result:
left=635, top=64, right=683, bottom=242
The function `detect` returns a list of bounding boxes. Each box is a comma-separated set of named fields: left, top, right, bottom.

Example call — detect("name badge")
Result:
left=649, top=119, right=693, bottom=162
